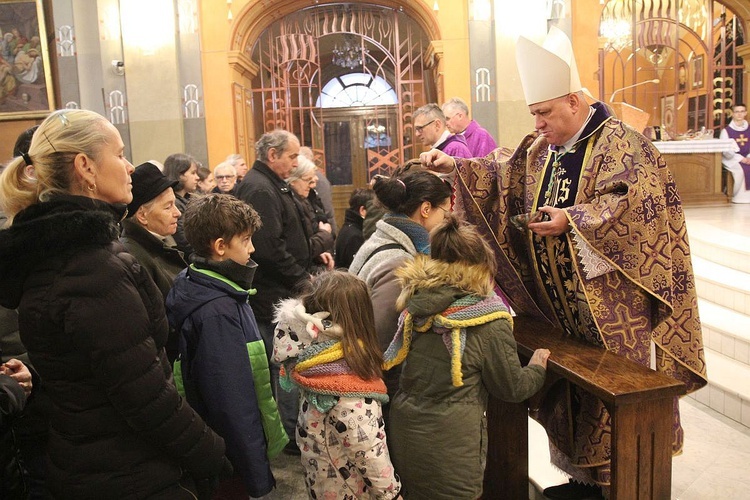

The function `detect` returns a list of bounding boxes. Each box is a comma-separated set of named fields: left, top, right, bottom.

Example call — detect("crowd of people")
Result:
left=0, top=26, right=710, bottom=500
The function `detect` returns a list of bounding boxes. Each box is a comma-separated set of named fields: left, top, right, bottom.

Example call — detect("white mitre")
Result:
left=516, top=26, right=582, bottom=105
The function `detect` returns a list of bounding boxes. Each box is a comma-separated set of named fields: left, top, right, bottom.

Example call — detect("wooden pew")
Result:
left=483, top=315, right=686, bottom=499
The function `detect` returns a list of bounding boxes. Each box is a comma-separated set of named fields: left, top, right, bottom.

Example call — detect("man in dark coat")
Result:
left=235, top=129, right=310, bottom=450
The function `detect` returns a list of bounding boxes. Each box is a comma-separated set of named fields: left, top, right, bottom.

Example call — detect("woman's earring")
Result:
left=87, top=183, right=96, bottom=192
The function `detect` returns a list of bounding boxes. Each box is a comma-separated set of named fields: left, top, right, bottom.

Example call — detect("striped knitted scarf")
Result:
left=279, top=339, right=389, bottom=412
left=383, top=293, right=512, bottom=387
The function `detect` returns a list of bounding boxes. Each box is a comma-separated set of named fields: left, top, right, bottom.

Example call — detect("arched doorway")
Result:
left=242, top=3, right=436, bottom=223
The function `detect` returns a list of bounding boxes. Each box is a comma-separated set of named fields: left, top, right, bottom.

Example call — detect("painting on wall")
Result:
left=691, top=55, right=704, bottom=90
left=0, top=0, right=54, bottom=120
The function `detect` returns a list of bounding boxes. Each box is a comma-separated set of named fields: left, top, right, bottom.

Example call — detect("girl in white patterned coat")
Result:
left=272, top=271, right=402, bottom=500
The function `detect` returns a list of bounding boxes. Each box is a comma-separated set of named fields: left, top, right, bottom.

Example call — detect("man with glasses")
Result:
left=719, top=103, right=750, bottom=203
left=442, top=97, right=497, bottom=157
left=413, top=103, right=472, bottom=158
left=212, top=162, right=238, bottom=196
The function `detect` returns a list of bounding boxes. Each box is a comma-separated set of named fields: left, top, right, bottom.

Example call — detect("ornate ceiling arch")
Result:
left=230, top=0, right=441, bottom=54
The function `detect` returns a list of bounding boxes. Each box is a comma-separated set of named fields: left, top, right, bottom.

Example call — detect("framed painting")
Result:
left=691, top=55, right=704, bottom=90
left=0, top=0, right=55, bottom=120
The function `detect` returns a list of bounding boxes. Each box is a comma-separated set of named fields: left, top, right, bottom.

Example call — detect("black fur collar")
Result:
left=0, top=196, right=124, bottom=308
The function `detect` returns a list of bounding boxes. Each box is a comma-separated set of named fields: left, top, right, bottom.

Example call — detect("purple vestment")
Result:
left=724, top=125, right=750, bottom=190
left=462, top=120, right=497, bottom=157
left=724, top=125, right=750, bottom=157
left=436, top=134, right=472, bottom=158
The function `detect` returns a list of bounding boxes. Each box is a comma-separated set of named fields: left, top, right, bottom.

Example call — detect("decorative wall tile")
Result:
left=474, top=68, right=491, bottom=103
left=108, top=90, right=127, bottom=124
left=56, top=25, right=76, bottom=57
left=183, top=84, right=201, bottom=118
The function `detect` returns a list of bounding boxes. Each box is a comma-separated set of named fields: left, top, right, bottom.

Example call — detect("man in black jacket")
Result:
left=235, top=130, right=309, bottom=450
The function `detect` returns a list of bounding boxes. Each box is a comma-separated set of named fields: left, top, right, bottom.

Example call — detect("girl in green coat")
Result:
left=384, top=215, right=550, bottom=499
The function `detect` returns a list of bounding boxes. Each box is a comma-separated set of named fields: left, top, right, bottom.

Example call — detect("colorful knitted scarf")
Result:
left=279, top=339, right=389, bottom=412
left=383, top=293, right=512, bottom=387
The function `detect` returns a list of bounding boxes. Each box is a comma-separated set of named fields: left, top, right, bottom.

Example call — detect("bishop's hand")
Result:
left=419, top=148, right=456, bottom=174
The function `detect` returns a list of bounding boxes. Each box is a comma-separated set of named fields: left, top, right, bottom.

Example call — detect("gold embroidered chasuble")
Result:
left=451, top=108, right=707, bottom=486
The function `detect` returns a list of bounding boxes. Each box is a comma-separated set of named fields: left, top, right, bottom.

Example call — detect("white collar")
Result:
left=729, top=120, right=749, bottom=132
left=555, top=106, right=595, bottom=154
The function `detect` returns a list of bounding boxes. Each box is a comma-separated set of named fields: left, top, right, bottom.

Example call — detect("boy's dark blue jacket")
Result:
left=166, top=265, right=288, bottom=498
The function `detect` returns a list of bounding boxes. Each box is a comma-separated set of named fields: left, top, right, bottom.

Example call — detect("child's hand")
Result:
left=529, top=348, right=551, bottom=369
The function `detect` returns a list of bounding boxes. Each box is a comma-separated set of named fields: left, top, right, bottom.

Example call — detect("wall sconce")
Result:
left=111, top=59, right=124, bottom=76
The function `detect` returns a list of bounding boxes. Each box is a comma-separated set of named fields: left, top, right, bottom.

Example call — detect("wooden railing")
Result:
left=483, top=315, right=686, bottom=499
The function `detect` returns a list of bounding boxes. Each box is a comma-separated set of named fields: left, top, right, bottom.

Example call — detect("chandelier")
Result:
left=599, top=0, right=708, bottom=56
left=332, top=37, right=368, bottom=70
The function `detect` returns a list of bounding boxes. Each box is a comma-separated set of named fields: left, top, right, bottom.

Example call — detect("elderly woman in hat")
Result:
left=120, top=161, right=187, bottom=361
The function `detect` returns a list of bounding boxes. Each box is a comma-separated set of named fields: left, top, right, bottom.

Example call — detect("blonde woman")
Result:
left=0, top=109, right=229, bottom=499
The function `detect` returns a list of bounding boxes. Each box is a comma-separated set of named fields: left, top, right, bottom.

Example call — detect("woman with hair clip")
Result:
left=349, top=162, right=452, bottom=417
left=383, top=214, right=550, bottom=499
left=0, top=109, right=230, bottom=499
left=272, top=270, right=402, bottom=500
left=163, top=152, right=200, bottom=259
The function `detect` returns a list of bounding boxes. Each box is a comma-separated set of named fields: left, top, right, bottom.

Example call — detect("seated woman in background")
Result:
left=164, top=153, right=200, bottom=259
left=120, top=161, right=187, bottom=362
left=287, top=155, right=335, bottom=271
left=0, top=109, right=229, bottom=500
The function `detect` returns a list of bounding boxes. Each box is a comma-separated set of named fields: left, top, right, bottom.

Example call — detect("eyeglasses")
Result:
left=444, top=113, right=459, bottom=122
left=436, top=205, right=451, bottom=217
left=414, top=119, right=437, bottom=133
left=215, top=175, right=236, bottom=180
